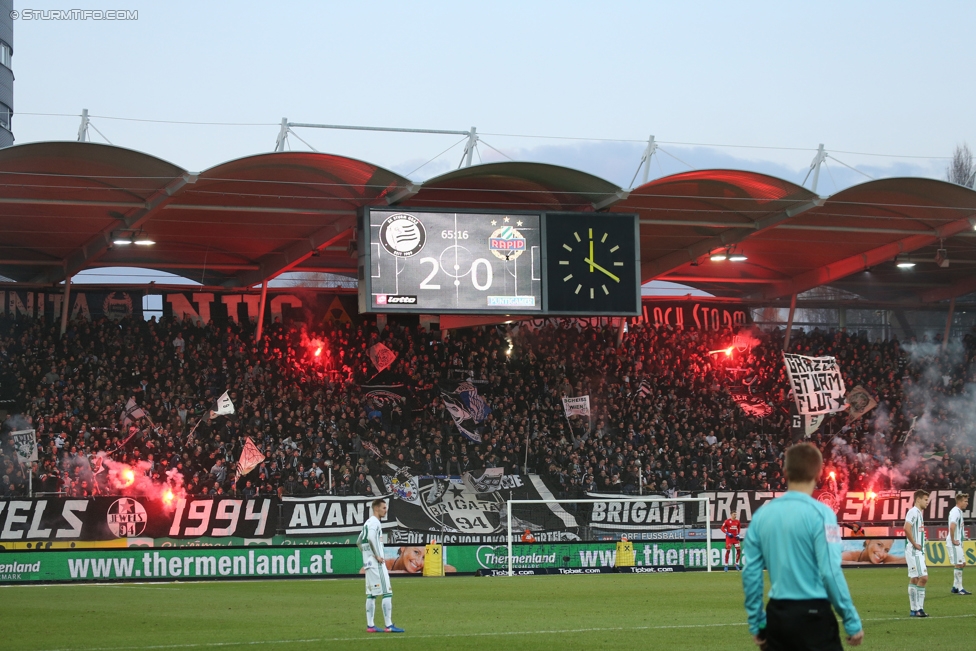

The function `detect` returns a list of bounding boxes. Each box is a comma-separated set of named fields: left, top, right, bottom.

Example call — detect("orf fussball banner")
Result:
left=783, top=353, right=846, bottom=415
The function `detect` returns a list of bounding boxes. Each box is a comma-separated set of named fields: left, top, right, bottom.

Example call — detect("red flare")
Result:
left=314, top=346, right=322, bottom=357
left=162, top=488, right=175, bottom=507
left=828, top=471, right=836, bottom=480
left=867, top=491, right=877, bottom=501
left=121, top=468, right=135, bottom=488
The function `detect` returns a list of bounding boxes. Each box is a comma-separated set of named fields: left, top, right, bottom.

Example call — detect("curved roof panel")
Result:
left=1, top=143, right=975, bottom=305
left=0, top=141, right=187, bottom=282
left=611, top=170, right=819, bottom=288
left=403, top=161, right=622, bottom=211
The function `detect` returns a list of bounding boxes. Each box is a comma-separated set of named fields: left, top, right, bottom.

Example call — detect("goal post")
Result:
left=505, top=496, right=713, bottom=577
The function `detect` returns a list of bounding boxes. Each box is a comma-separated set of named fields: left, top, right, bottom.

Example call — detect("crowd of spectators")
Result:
left=0, top=309, right=973, bottom=502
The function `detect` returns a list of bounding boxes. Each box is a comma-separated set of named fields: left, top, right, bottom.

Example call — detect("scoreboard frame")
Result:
left=358, top=207, right=640, bottom=317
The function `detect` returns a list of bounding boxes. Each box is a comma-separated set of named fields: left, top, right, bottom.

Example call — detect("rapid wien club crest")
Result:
left=488, top=225, right=526, bottom=261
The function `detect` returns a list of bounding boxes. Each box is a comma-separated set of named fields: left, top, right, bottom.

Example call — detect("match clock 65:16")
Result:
left=543, top=212, right=640, bottom=315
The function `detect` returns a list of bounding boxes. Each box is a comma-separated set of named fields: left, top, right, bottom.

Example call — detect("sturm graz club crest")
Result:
left=102, top=292, right=134, bottom=321
left=106, top=498, right=148, bottom=537
left=379, top=213, right=426, bottom=257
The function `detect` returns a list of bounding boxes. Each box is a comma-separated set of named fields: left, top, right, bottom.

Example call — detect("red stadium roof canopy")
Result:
left=1, top=141, right=975, bottom=306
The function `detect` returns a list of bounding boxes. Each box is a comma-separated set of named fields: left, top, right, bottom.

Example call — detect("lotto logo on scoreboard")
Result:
left=379, top=213, right=426, bottom=257
left=375, top=295, right=418, bottom=305
left=489, top=226, right=526, bottom=260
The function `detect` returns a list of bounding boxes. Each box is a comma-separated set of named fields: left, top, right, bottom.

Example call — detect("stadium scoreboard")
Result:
left=359, top=208, right=640, bottom=315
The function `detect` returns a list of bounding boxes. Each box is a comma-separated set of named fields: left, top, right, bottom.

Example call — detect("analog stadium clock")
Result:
left=544, top=213, right=640, bottom=315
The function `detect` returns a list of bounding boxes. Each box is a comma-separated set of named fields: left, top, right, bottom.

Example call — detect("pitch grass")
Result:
left=2, top=567, right=972, bottom=651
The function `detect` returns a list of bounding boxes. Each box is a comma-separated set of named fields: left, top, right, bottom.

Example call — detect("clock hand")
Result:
left=589, top=239, right=594, bottom=273
left=583, top=258, right=620, bottom=282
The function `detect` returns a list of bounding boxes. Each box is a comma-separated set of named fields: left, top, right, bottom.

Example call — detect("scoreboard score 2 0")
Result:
left=358, top=208, right=639, bottom=316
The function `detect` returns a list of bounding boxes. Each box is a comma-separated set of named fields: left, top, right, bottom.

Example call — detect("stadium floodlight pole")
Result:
left=784, top=293, right=797, bottom=351
left=942, top=297, right=956, bottom=353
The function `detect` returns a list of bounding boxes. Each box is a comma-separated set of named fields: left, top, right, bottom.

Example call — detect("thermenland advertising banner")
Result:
left=453, top=541, right=726, bottom=573
left=162, top=291, right=358, bottom=326
left=0, top=546, right=364, bottom=583
left=0, top=289, right=143, bottom=322
left=839, top=539, right=976, bottom=567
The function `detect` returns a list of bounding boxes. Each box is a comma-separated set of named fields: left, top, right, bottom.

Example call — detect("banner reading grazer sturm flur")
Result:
left=783, top=353, right=847, bottom=415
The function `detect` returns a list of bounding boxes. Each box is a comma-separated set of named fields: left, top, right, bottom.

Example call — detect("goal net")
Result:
left=501, top=496, right=714, bottom=576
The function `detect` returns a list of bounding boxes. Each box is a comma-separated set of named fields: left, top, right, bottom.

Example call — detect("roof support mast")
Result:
left=273, top=119, right=478, bottom=167
left=803, top=143, right=827, bottom=194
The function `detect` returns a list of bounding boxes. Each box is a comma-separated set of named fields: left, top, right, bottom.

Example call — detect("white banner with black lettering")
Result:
left=783, top=353, right=847, bottom=415
left=11, top=429, right=37, bottom=464
left=561, top=396, right=591, bottom=417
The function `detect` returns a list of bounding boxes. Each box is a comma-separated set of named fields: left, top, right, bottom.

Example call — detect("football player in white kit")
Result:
left=357, top=499, right=404, bottom=633
left=947, top=492, right=971, bottom=595
left=905, top=490, right=930, bottom=617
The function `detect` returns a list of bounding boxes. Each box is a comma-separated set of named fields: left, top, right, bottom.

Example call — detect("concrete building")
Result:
left=0, top=0, right=12, bottom=147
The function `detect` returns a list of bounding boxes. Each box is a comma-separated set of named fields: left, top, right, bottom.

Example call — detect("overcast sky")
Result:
left=9, top=1, right=973, bottom=193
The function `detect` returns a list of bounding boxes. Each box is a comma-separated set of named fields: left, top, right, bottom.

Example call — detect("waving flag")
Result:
left=121, top=398, right=146, bottom=426
left=367, top=343, right=398, bottom=373
left=455, top=382, right=491, bottom=423
left=235, top=437, right=266, bottom=481
left=441, top=391, right=481, bottom=443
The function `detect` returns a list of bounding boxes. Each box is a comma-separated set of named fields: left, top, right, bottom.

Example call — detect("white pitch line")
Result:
left=39, top=614, right=976, bottom=651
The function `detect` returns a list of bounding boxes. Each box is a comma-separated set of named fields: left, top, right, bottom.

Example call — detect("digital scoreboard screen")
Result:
left=361, top=209, right=543, bottom=313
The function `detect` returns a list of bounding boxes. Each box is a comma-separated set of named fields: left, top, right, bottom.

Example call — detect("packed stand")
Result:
left=0, top=311, right=973, bottom=500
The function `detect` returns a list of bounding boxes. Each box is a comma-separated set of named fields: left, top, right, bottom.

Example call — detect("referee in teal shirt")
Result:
left=742, top=443, right=863, bottom=649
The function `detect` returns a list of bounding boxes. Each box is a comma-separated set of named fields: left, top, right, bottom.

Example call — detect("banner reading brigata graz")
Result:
left=0, top=289, right=143, bottom=323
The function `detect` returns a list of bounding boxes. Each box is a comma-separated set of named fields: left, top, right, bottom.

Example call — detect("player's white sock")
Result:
left=954, top=569, right=963, bottom=590
left=366, top=597, right=376, bottom=627
left=917, top=587, right=926, bottom=610
left=382, top=595, right=393, bottom=628
left=908, top=584, right=917, bottom=611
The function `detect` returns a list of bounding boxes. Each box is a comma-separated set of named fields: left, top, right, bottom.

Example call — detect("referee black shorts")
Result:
left=760, top=599, right=843, bottom=651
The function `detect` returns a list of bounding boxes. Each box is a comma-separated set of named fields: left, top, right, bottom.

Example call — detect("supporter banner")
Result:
left=377, top=473, right=580, bottom=544
left=0, top=497, right=275, bottom=543
left=3, top=489, right=969, bottom=545
left=637, top=301, right=751, bottom=331
left=11, top=429, right=37, bottom=464
left=700, top=489, right=974, bottom=525
left=162, top=291, right=358, bottom=326
left=561, top=396, right=590, bottom=417
left=783, top=353, right=847, bottom=415
left=0, top=290, right=143, bottom=322
left=280, top=495, right=392, bottom=536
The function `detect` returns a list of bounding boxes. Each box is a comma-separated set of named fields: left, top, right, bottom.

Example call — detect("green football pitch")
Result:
left=2, top=567, right=972, bottom=651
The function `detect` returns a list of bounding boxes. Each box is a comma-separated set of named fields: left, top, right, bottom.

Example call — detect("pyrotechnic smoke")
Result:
left=831, top=339, right=976, bottom=491
left=96, top=453, right=186, bottom=511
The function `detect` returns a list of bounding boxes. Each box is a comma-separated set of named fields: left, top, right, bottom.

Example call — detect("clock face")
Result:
left=544, top=213, right=640, bottom=315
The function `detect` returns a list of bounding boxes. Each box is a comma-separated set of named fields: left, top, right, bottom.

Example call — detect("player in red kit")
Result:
left=722, top=511, right=743, bottom=571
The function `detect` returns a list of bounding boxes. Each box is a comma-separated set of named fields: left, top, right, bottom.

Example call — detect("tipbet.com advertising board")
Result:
left=361, top=209, right=543, bottom=314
